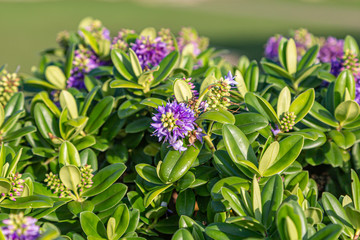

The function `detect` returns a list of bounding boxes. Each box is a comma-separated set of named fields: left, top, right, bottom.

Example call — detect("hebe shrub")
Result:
left=1, top=18, right=360, bottom=239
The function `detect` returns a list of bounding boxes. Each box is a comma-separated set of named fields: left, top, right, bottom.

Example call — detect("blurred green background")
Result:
left=1, top=0, right=360, bottom=73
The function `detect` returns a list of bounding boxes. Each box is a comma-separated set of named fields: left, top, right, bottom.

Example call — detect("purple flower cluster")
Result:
left=68, top=46, right=103, bottom=89
left=2, top=213, right=40, bottom=240
left=151, top=101, right=202, bottom=152
left=131, top=36, right=170, bottom=70
left=177, top=27, right=209, bottom=57
left=292, top=28, right=317, bottom=57
left=318, top=37, right=344, bottom=76
left=112, top=29, right=136, bottom=51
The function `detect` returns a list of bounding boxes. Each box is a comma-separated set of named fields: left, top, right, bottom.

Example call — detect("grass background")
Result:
left=1, top=0, right=360, bottom=73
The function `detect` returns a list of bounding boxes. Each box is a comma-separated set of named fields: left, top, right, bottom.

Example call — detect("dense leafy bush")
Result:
left=1, top=18, right=360, bottom=239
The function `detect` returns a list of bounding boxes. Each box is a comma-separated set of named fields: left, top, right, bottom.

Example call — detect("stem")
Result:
left=207, top=121, right=214, bottom=136
left=195, top=85, right=212, bottom=109
left=204, top=135, right=216, bottom=153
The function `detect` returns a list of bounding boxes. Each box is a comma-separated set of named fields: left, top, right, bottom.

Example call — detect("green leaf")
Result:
left=176, top=189, right=196, bottom=217
left=222, top=124, right=258, bottom=178
left=33, top=103, right=59, bottom=142
left=174, top=79, right=193, bottom=103
left=205, top=222, right=262, bottom=240
left=263, top=135, right=304, bottom=177
left=45, top=66, right=66, bottom=89
left=328, top=130, right=355, bottom=149
left=128, top=48, right=142, bottom=77
left=65, top=43, right=75, bottom=79
left=211, top=176, right=250, bottom=201
left=144, top=184, right=172, bottom=208
left=297, top=45, right=319, bottom=71
left=245, top=92, right=280, bottom=125
left=111, top=49, right=135, bottom=81
left=140, top=27, right=156, bottom=39
left=0, top=195, right=53, bottom=209
left=277, top=87, right=291, bottom=118
left=85, top=96, right=114, bottom=134
left=344, top=35, right=359, bottom=55
left=152, top=51, right=179, bottom=86
left=110, top=80, right=143, bottom=89
left=322, top=192, right=354, bottom=238
left=80, top=29, right=99, bottom=53
left=80, top=211, right=107, bottom=238
left=91, top=183, right=127, bottom=212
left=334, top=70, right=355, bottom=108
left=234, top=70, right=247, bottom=97
left=335, top=100, right=360, bottom=125
left=200, top=74, right=217, bottom=95
left=308, top=101, right=339, bottom=128
left=82, top=163, right=126, bottom=197
left=251, top=176, right=262, bottom=222
left=140, top=98, right=167, bottom=108
left=262, top=175, right=283, bottom=228
left=112, top=204, right=130, bottom=239
left=59, top=90, right=78, bottom=119
left=159, top=143, right=201, bottom=183
left=135, top=164, right=164, bottom=184
left=197, top=109, right=235, bottom=124
left=125, top=118, right=151, bottom=133
left=286, top=38, right=297, bottom=75
left=118, top=99, right=145, bottom=119
left=308, top=224, right=343, bottom=240
left=5, top=92, right=24, bottom=118
left=261, top=61, right=293, bottom=80
left=259, top=141, right=279, bottom=176
left=59, top=141, right=81, bottom=166
left=244, top=61, right=259, bottom=92
left=221, top=187, right=246, bottom=216
left=289, top=88, right=315, bottom=123
left=59, top=165, right=81, bottom=192
left=234, top=113, right=268, bottom=134
left=277, top=201, right=306, bottom=240
left=2, top=126, right=36, bottom=142
left=172, top=229, right=194, bottom=240
left=351, top=169, right=360, bottom=211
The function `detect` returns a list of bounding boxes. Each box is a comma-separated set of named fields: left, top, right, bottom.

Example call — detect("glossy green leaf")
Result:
left=59, top=141, right=81, bottom=166
left=263, top=135, right=304, bottom=177
left=245, top=92, right=280, bottom=125
left=82, top=163, right=126, bottom=197
left=80, top=211, right=107, bottom=238
left=289, top=88, right=315, bottom=123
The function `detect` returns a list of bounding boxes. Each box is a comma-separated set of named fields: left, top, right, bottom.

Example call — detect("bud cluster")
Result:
left=3, top=173, right=25, bottom=201
left=44, top=172, right=70, bottom=198
left=341, top=49, right=360, bottom=75
left=0, top=70, right=20, bottom=105
left=206, top=78, right=232, bottom=111
left=279, top=112, right=296, bottom=132
left=78, top=165, right=94, bottom=192
left=158, top=28, right=174, bottom=51
left=112, top=29, right=135, bottom=51
left=56, top=30, right=70, bottom=48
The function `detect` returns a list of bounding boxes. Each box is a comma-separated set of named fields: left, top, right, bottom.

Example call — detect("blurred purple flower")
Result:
left=131, top=36, right=169, bottom=69
left=318, top=37, right=344, bottom=63
left=177, top=27, right=209, bottom=57
left=264, top=35, right=283, bottom=61
left=2, top=213, right=40, bottom=240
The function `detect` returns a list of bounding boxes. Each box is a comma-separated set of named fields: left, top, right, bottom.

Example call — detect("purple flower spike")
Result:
left=2, top=213, right=40, bottom=240
left=131, top=36, right=170, bottom=70
left=151, top=101, right=199, bottom=152
left=68, top=46, right=104, bottom=90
